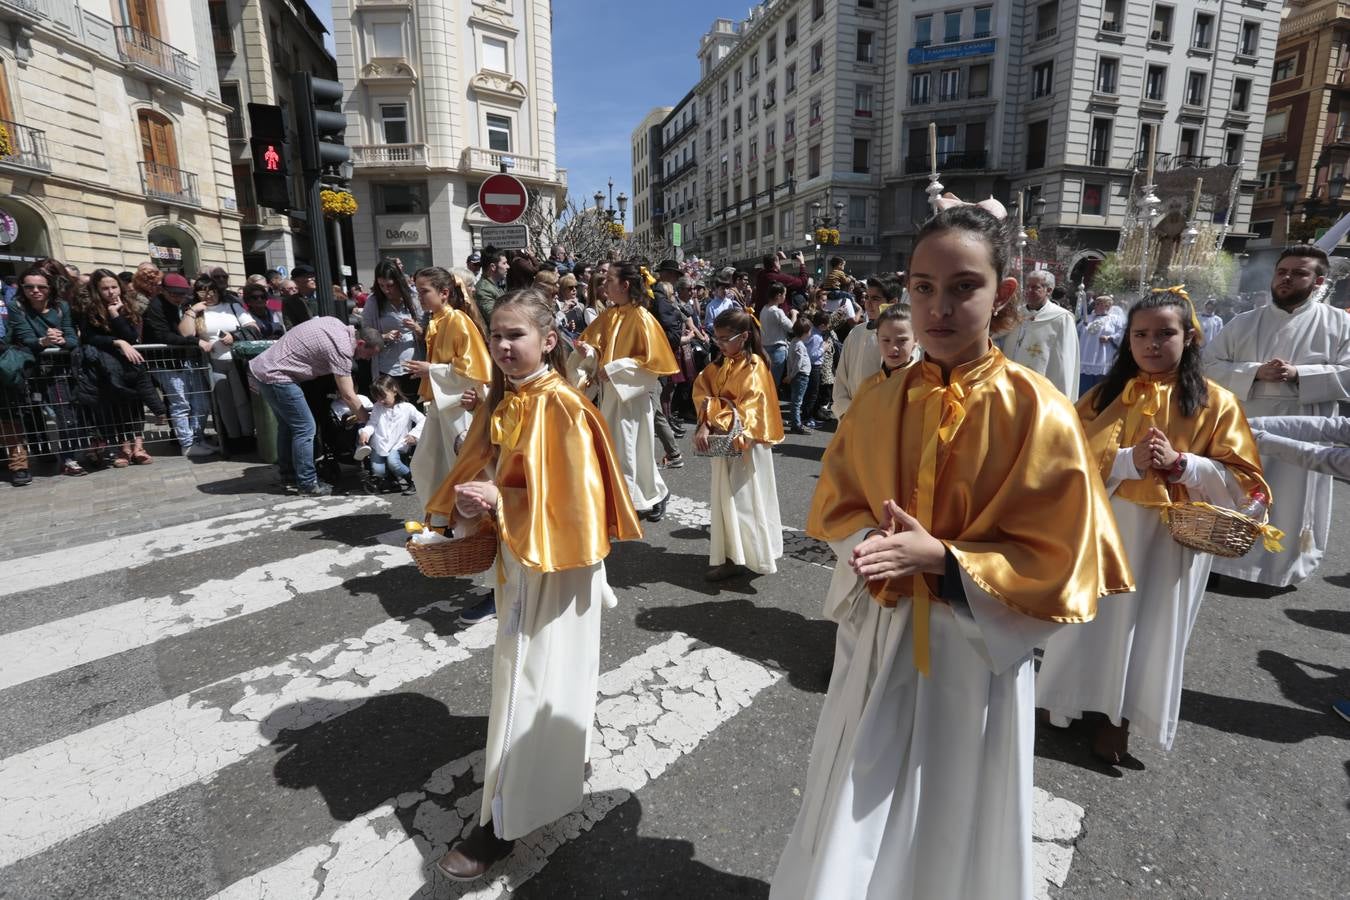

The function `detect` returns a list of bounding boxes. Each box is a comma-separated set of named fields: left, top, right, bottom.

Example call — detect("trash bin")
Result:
left=233, top=341, right=277, bottom=464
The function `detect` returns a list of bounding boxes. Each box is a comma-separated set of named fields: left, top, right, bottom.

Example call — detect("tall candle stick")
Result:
left=1190, top=177, right=1203, bottom=220
left=928, top=122, right=937, bottom=176
left=1145, top=126, right=1156, bottom=186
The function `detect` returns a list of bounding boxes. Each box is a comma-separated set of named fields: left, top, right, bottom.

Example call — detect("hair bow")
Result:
left=1151, top=285, right=1205, bottom=346
left=933, top=192, right=1008, bottom=221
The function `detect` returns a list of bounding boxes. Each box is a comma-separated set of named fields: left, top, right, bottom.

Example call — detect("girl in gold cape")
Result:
left=693, top=307, right=785, bottom=581
left=571, top=261, right=679, bottom=520
left=846, top=303, right=918, bottom=409
left=427, top=289, right=642, bottom=881
left=1038, top=288, right=1271, bottom=762
left=771, top=205, right=1131, bottom=900
left=405, top=267, right=493, bottom=517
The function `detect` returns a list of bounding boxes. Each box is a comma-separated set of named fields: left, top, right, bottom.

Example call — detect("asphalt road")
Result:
left=0, top=420, right=1344, bottom=899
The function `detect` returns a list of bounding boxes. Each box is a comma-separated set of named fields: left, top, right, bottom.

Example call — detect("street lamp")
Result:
left=1283, top=181, right=1302, bottom=241
left=809, top=194, right=845, bottom=276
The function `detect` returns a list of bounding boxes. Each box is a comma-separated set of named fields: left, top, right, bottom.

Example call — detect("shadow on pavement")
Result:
left=1033, top=717, right=1128, bottom=779
left=1256, top=649, right=1349, bottom=712
left=1179, top=687, right=1345, bottom=744
left=1285, top=608, right=1350, bottom=635
left=341, top=565, right=485, bottom=637
left=635, top=598, right=834, bottom=693
left=772, top=442, right=826, bottom=464
left=292, top=512, right=402, bottom=547
left=605, top=541, right=761, bottom=598
left=1323, top=572, right=1350, bottom=589
left=193, top=463, right=291, bottom=496
left=1205, top=573, right=1296, bottom=599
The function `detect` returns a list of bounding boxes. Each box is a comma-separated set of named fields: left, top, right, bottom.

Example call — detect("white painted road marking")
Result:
left=1, top=496, right=384, bottom=597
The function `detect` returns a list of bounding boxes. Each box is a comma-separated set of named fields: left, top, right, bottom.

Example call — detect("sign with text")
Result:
left=375, top=215, right=431, bottom=248
left=906, top=38, right=996, bottom=66
left=478, top=173, right=528, bottom=224
left=479, top=223, right=529, bottom=249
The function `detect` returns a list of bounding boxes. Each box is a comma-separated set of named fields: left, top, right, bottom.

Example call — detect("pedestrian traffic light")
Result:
left=247, top=103, right=291, bottom=210
left=293, top=74, right=350, bottom=173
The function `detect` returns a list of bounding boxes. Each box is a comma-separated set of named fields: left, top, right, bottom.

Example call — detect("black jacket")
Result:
left=141, top=295, right=199, bottom=347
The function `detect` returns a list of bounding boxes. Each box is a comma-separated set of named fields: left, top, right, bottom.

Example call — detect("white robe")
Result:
left=1036, top=449, right=1240, bottom=750
left=709, top=443, right=783, bottom=574
left=481, top=542, right=617, bottom=840
left=596, top=358, right=668, bottom=512
left=1251, top=415, right=1350, bottom=479
left=1203, top=300, right=1350, bottom=585
left=411, top=365, right=484, bottom=512
left=1199, top=313, right=1224, bottom=347
left=772, top=530, right=1062, bottom=900
left=831, top=325, right=879, bottom=418
left=1078, top=311, right=1123, bottom=376
left=1003, top=303, right=1081, bottom=399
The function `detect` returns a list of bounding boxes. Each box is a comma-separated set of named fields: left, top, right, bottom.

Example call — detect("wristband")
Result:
left=1167, top=452, right=1188, bottom=482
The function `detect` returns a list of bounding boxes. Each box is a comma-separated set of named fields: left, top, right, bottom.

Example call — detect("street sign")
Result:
left=671, top=222, right=683, bottom=247
left=0, top=211, right=17, bottom=246
left=479, top=223, right=529, bottom=249
left=478, top=173, right=528, bottom=224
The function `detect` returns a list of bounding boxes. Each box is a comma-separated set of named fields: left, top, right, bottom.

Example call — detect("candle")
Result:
left=928, top=122, right=937, bottom=176
left=1145, top=126, right=1156, bottom=186
left=1190, top=177, right=1203, bottom=219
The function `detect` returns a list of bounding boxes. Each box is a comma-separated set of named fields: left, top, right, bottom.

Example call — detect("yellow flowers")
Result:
left=600, top=221, right=625, bottom=239
left=320, top=189, right=358, bottom=218
left=814, top=227, right=840, bottom=245
left=0, top=124, right=14, bottom=159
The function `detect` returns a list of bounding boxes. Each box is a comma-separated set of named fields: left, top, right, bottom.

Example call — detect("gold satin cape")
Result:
left=852, top=361, right=913, bottom=408
left=426, top=370, right=643, bottom=572
left=1079, top=372, right=1270, bottom=507
left=692, top=353, right=785, bottom=450
left=810, top=345, right=1132, bottom=672
left=418, top=307, right=493, bottom=402
left=577, top=303, right=679, bottom=376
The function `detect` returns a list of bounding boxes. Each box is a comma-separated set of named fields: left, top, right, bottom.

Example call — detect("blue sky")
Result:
left=309, top=0, right=728, bottom=210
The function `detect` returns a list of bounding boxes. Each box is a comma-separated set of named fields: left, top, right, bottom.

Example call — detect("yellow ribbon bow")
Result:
left=490, top=391, right=526, bottom=451
left=904, top=377, right=970, bottom=677
left=1121, top=377, right=1163, bottom=444
left=1151, top=285, right=1205, bottom=346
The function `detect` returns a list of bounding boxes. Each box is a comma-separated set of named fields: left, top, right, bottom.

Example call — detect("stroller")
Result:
left=318, top=394, right=383, bottom=494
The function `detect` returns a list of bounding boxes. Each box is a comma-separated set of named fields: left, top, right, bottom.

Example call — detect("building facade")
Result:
left=211, top=0, right=335, bottom=276
left=0, top=0, right=242, bottom=278
left=659, top=90, right=699, bottom=253
left=332, top=0, right=565, bottom=284
left=629, top=105, right=672, bottom=245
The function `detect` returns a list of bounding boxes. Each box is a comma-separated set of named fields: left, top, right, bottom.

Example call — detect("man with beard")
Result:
left=1205, top=245, right=1350, bottom=586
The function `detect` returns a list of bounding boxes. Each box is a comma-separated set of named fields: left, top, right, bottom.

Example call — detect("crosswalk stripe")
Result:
left=0, top=604, right=498, bottom=868
left=2, top=496, right=384, bottom=598
left=0, top=544, right=410, bottom=691
left=209, top=634, right=781, bottom=900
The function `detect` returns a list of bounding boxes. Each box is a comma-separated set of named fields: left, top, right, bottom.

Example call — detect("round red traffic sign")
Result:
left=478, top=173, right=529, bottom=224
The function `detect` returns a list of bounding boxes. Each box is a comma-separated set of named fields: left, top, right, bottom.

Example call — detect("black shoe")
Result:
left=672, top=426, right=687, bottom=439
left=298, top=480, right=334, bottom=496
left=789, top=425, right=812, bottom=435
left=435, top=824, right=515, bottom=882
left=647, top=495, right=668, bottom=522
left=10, top=468, right=31, bottom=486
left=399, top=476, right=416, bottom=495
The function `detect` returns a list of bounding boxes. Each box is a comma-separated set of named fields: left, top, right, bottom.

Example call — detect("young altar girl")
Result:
left=406, top=266, right=493, bottom=514
left=692, top=307, right=785, bottom=581
left=426, top=288, right=643, bottom=881
left=572, top=260, right=680, bottom=521
left=1037, top=287, right=1272, bottom=763
left=847, top=302, right=917, bottom=407
left=770, top=204, right=1132, bottom=900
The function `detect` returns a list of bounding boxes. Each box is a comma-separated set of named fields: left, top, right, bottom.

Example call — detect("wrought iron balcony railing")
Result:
left=115, top=26, right=196, bottom=88
left=139, top=160, right=200, bottom=206
left=0, top=119, right=52, bottom=173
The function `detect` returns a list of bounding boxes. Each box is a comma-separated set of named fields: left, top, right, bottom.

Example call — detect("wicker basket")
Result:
left=406, top=526, right=498, bottom=577
left=1162, top=502, right=1261, bottom=558
left=693, top=407, right=744, bottom=458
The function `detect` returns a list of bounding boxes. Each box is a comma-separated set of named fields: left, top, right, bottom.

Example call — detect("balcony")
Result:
left=0, top=120, right=51, bottom=173
left=140, top=161, right=200, bottom=206
left=115, top=26, right=197, bottom=89
left=352, top=143, right=430, bottom=169
left=1128, top=151, right=1213, bottom=172
left=1325, top=122, right=1350, bottom=147
left=461, top=147, right=567, bottom=187
left=0, top=0, right=45, bottom=23
left=904, top=149, right=988, bottom=175
left=226, top=110, right=244, bottom=142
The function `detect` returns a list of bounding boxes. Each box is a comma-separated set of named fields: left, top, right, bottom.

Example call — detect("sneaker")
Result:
left=298, top=480, right=334, bottom=496
left=353, top=445, right=372, bottom=462
left=185, top=442, right=217, bottom=459
left=458, top=595, right=497, bottom=625
left=804, top=419, right=820, bottom=428
left=660, top=454, right=685, bottom=469
left=10, top=468, right=32, bottom=487
left=194, top=435, right=221, bottom=452
left=62, top=459, right=88, bottom=476
left=1333, top=699, right=1350, bottom=723
left=789, top=425, right=812, bottom=436
left=646, top=494, right=669, bottom=522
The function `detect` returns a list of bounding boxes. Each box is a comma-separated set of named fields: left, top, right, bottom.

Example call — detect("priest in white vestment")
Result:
left=1003, top=269, right=1081, bottom=399
left=1204, top=246, right=1350, bottom=586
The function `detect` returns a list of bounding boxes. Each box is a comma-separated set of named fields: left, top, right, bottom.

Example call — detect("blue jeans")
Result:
left=154, top=367, right=211, bottom=447
left=788, top=373, right=809, bottom=428
left=259, top=381, right=317, bottom=488
left=766, top=343, right=788, bottom=390
left=370, top=446, right=411, bottom=479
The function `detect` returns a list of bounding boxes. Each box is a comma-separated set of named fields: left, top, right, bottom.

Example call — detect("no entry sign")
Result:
left=478, top=173, right=528, bottom=224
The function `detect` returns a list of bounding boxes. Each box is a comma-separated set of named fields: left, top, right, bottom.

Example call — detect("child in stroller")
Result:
left=322, top=392, right=381, bottom=493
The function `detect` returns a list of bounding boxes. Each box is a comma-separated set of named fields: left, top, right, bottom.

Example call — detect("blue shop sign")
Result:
left=907, top=38, right=996, bottom=65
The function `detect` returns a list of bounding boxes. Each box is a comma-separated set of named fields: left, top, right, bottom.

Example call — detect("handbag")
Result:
left=694, top=404, right=744, bottom=457
left=0, top=343, right=34, bottom=389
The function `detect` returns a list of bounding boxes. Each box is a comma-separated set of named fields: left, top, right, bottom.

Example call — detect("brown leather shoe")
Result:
left=1092, top=718, right=1130, bottom=765
left=435, top=824, right=514, bottom=882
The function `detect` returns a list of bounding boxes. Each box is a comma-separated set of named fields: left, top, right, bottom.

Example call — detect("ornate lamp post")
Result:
left=1282, top=181, right=1302, bottom=243
left=810, top=195, right=845, bottom=277
left=594, top=178, right=629, bottom=242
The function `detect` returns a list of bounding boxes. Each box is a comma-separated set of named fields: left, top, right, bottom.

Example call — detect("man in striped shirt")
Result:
left=250, top=318, right=384, bottom=495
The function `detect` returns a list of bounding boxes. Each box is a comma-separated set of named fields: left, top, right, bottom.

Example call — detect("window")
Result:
left=786, top=63, right=797, bottom=94
left=767, top=124, right=777, bottom=149
left=1240, top=21, right=1260, bottom=56
left=855, top=83, right=873, bottom=116
left=911, top=72, right=931, bottom=104
left=138, top=110, right=180, bottom=177
left=857, top=30, right=874, bottom=63
left=1145, top=65, right=1167, bottom=101
left=807, top=144, right=822, bottom=178
left=735, top=67, right=743, bottom=91
left=1232, top=78, right=1252, bottom=112
left=974, top=6, right=992, bottom=38
left=731, top=224, right=741, bottom=244
left=1102, top=0, right=1123, bottom=32
left=734, top=148, right=742, bottom=171
left=1036, top=2, right=1058, bottom=40
left=785, top=14, right=798, bottom=45
left=745, top=219, right=757, bottom=240
left=1273, top=57, right=1295, bottom=82
left=720, top=118, right=728, bottom=140
left=765, top=78, right=776, bottom=106
left=965, top=121, right=986, bottom=156
left=969, top=64, right=990, bottom=98
left=1193, top=13, right=1213, bottom=50
left=721, top=81, right=729, bottom=103
left=704, top=96, right=712, bottom=116
left=767, top=32, right=777, bottom=63
left=380, top=103, right=408, bottom=143
left=1224, top=132, right=1244, bottom=166
left=811, top=41, right=824, bottom=73
left=809, top=95, right=822, bottom=124
left=785, top=114, right=796, bottom=141
left=1151, top=4, right=1174, bottom=43
left=915, top=15, right=933, bottom=47
left=813, top=0, right=824, bottom=21
left=749, top=94, right=759, bottom=120
left=1178, top=127, right=1199, bottom=158
left=937, top=124, right=958, bottom=156
left=221, top=82, right=243, bottom=137
left=1082, top=183, right=1105, bottom=215
left=372, top=22, right=402, bottom=58
left=749, top=51, right=759, bottom=78
left=1185, top=71, right=1207, bottom=106
left=1026, top=120, right=1048, bottom=169
left=849, top=195, right=866, bottom=226
left=749, top=137, right=758, bottom=161
left=1090, top=118, right=1112, bottom=166
left=781, top=208, right=794, bottom=237
left=1096, top=57, right=1117, bottom=94
left=705, top=128, right=712, bottom=151
left=1138, top=122, right=1157, bottom=157
left=763, top=214, right=774, bottom=236
left=486, top=113, right=511, bottom=152
left=482, top=36, right=508, bottom=72
left=379, top=183, right=426, bottom=214
left=852, top=138, right=870, bottom=174
left=1263, top=110, right=1288, bottom=141
left=1032, top=60, right=1054, bottom=98
left=940, top=69, right=960, bottom=101
left=734, top=107, right=742, bottom=131
left=944, top=11, right=962, bottom=43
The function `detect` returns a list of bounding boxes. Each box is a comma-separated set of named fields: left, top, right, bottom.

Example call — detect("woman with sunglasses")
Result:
left=182, top=274, right=259, bottom=448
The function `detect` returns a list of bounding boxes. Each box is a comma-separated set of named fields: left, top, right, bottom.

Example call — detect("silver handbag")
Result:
left=694, top=405, right=744, bottom=457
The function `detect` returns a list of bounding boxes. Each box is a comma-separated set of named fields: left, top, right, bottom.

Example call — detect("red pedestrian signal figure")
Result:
left=263, top=144, right=281, bottom=172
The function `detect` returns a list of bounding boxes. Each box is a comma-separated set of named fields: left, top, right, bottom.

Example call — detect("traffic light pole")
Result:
left=292, top=71, right=352, bottom=321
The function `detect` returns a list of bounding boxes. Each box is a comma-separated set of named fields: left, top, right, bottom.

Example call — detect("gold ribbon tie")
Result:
left=1121, top=377, right=1163, bottom=444
left=490, top=392, right=526, bottom=451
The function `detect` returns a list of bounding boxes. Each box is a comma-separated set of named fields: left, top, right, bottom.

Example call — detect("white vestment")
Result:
left=1078, top=311, right=1124, bottom=376
left=595, top=359, right=668, bottom=512
left=411, top=365, right=484, bottom=511
left=481, top=543, right=616, bottom=840
left=771, top=531, right=1061, bottom=900
left=832, top=325, right=879, bottom=417
left=1251, top=415, right=1350, bottom=480
left=709, top=443, right=783, bottom=574
left=1203, top=300, right=1350, bottom=585
left=1003, top=303, right=1081, bottom=399
left=1036, top=449, right=1240, bottom=750
left=1199, top=313, right=1224, bottom=346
